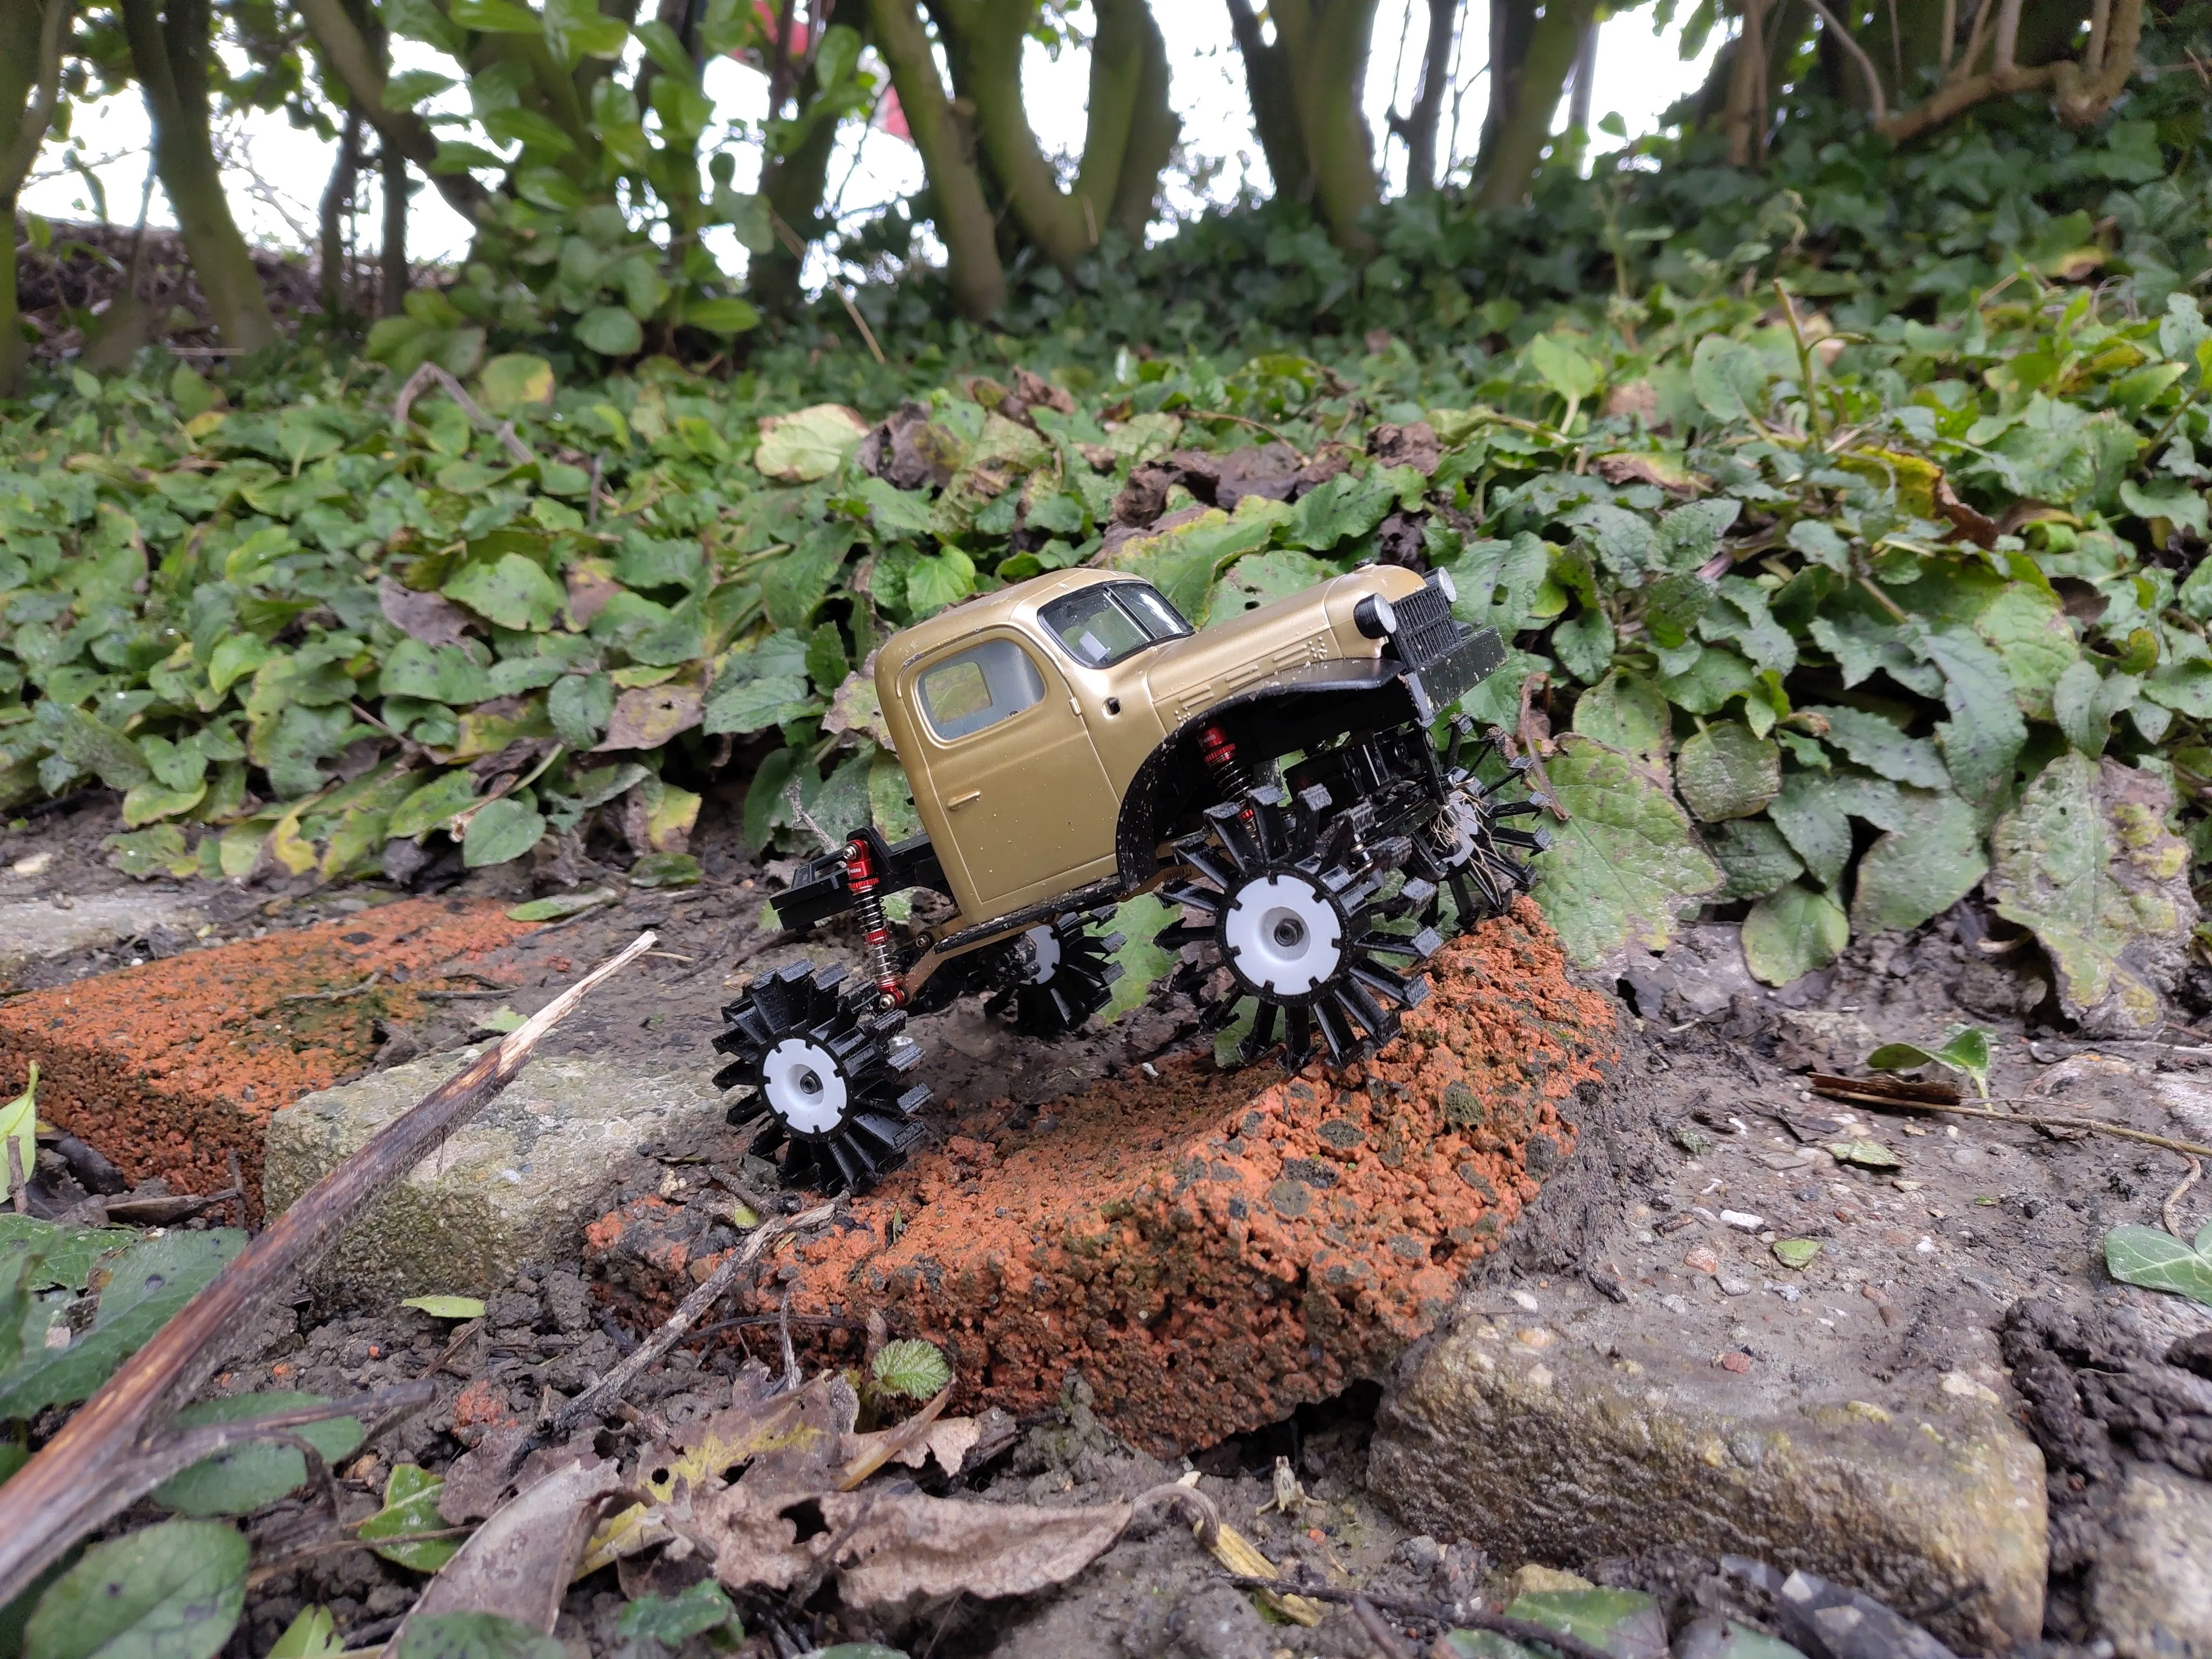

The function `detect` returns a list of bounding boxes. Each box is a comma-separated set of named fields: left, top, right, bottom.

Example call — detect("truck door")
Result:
left=906, top=632, right=1120, bottom=916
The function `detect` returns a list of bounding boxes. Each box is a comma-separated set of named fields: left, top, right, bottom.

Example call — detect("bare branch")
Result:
left=0, top=0, right=77, bottom=200
left=1805, top=0, right=1889, bottom=121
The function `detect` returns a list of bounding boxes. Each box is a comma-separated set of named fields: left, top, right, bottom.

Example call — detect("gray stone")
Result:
left=1369, top=1320, right=2047, bottom=1654
left=2093, top=1465, right=2212, bottom=1659
left=0, top=891, right=203, bottom=976
left=264, top=1047, right=741, bottom=1305
left=1164, top=1584, right=1270, bottom=1659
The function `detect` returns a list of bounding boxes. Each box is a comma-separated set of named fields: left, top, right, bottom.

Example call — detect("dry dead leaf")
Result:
left=379, top=575, right=474, bottom=647
left=598, top=681, right=704, bottom=751
left=840, top=1412, right=980, bottom=1485
left=396, top=1459, right=624, bottom=1643
left=812, top=1488, right=1130, bottom=1606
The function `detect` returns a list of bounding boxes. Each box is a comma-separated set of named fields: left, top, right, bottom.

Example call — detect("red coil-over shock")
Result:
left=844, top=836, right=903, bottom=1008
left=1197, top=722, right=1258, bottom=809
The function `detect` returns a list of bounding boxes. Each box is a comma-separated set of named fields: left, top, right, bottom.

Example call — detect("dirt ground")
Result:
left=7, top=787, right=2212, bottom=1657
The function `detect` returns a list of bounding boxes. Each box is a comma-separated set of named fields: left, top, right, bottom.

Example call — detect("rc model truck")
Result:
left=712, top=562, right=1546, bottom=1193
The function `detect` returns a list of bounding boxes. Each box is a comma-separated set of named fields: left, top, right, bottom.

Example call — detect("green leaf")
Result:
left=761, top=527, right=853, bottom=631
left=1988, top=752, right=2194, bottom=1031
left=805, top=623, right=851, bottom=692
left=614, top=1582, right=738, bottom=1647
left=1572, top=671, right=1670, bottom=756
left=1674, top=721, right=1779, bottom=822
left=382, top=640, right=495, bottom=706
left=476, top=354, right=554, bottom=414
left=450, top=0, right=542, bottom=29
left=22, top=1520, right=247, bottom=1659
left=389, top=1615, right=563, bottom=1659
left=388, top=772, right=479, bottom=840
left=575, top=307, right=644, bottom=357
left=869, top=747, right=921, bottom=841
left=267, top=1608, right=342, bottom=1659
left=686, top=297, right=761, bottom=336
left=549, top=674, right=616, bottom=749
left=1099, top=893, right=1177, bottom=1023
left=1829, top=1138, right=1903, bottom=1170
left=1868, top=1041, right=1941, bottom=1071
left=629, top=852, right=702, bottom=887
left=905, top=550, right=976, bottom=617
left=0, top=1065, right=36, bottom=1210
left=2119, top=477, right=2209, bottom=537
left=0, top=1231, right=246, bottom=1420
left=106, top=826, right=198, bottom=880
left=756, top=404, right=868, bottom=483
left=1201, top=549, right=1331, bottom=627
left=1526, top=736, right=1722, bottom=965
left=1741, top=882, right=1847, bottom=987
left=1705, top=817, right=1802, bottom=900
left=462, top=798, right=547, bottom=867
left=1772, top=1238, right=1822, bottom=1269
left=869, top=1338, right=952, bottom=1401
left=444, top=555, right=564, bottom=632
left=1690, top=336, right=1768, bottom=422
left=1850, top=788, right=1987, bottom=936
left=152, top=1393, right=365, bottom=1518
left=2052, top=659, right=2141, bottom=758
left=1551, top=608, right=1615, bottom=685
left=400, top=1296, right=486, bottom=1319
left=361, top=1465, right=462, bottom=1572
left=1806, top=705, right=1947, bottom=788
left=1527, top=333, right=1601, bottom=409
left=1917, top=625, right=2025, bottom=807
left=1284, top=474, right=1393, bottom=552
left=505, top=888, right=615, bottom=922
left=2103, top=1225, right=2212, bottom=1306
left=0, top=1215, right=136, bottom=1292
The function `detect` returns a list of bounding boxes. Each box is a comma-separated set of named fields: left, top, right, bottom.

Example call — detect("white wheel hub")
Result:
left=1021, top=923, right=1062, bottom=986
left=1221, top=873, right=1344, bottom=996
left=760, top=1037, right=848, bottom=1135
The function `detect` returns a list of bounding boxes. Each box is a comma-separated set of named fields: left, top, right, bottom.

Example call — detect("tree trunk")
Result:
left=319, top=109, right=359, bottom=321
left=0, top=0, right=69, bottom=394
left=1270, top=0, right=1384, bottom=248
left=380, top=141, right=408, bottom=315
left=1223, top=0, right=1311, bottom=200
left=1475, top=0, right=1596, bottom=207
left=864, top=0, right=1004, bottom=320
left=1566, top=14, right=1597, bottom=134
left=120, top=0, right=278, bottom=351
left=296, top=0, right=483, bottom=222
left=752, top=99, right=840, bottom=314
left=1723, top=0, right=1772, bottom=163
left=1108, top=6, right=1177, bottom=240
left=1401, top=0, right=1457, bottom=193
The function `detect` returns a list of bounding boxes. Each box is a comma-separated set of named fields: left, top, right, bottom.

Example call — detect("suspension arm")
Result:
left=769, top=829, right=950, bottom=930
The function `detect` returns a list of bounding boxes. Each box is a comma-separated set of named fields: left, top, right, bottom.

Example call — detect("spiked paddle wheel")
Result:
left=1412, top=714, right=1550, bottom=934
left=984, top=908, right=1127, bottom=1037
left=713, top=961, right=930, bottom=1195
left=1159, top=782, right=1444, bottom=1071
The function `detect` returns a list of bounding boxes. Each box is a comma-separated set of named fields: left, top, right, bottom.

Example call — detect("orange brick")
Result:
left=0, top=898, right=534, bottom=1213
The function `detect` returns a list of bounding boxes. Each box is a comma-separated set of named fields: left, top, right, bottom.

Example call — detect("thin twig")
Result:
left=280, top=972, right=382, bottom=1004
left=779, top=1285, right=800, bottom=1393
left=1804, top=0, right=1890, bottom=118
left=1821, top=1080, right=2212, bottom=1160
left=549, top=1202, right=835, bottom=1437
left=1353, top=1596, right=1416, bottom=1659
left=6, top=1138, right=26, bottom=1214
left=2163, top=1155, right=2203, bottom=1239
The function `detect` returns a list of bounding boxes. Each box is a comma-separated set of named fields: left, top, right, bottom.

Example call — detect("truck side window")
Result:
left=918, top=638, right=1048, bottom=740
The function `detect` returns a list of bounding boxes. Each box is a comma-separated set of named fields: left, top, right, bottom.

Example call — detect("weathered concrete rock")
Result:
left=2, top=896, right=531, bottom=1206
left=588, top=903, right=1621, bottom=1454
left=0, top=890, right=205, bottom=979
left=267, top=1048, right=743, bottom=1304
left=2093, top=1465, right=2212, bottom=1659
left=1369, top=1316, right=2048, bottom=1654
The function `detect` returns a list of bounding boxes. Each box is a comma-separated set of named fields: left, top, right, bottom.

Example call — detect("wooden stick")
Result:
left=548, top=1199, right=834, bottom=1438
left=0, top=933, right=656, bottom=1608
left=1813, top=1077, right=2212, bottom=1160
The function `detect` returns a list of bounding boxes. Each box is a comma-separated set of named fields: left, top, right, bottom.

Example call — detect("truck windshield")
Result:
left=1038, top=583, right=1192, bottom=669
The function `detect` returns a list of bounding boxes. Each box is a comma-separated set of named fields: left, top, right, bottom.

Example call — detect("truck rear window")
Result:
left=1039, top=583, right=1191, bottom=669
left=918, top=638, right=1047, bottom=740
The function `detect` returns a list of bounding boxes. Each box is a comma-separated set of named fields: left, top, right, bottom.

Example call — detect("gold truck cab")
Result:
left=876, top=563, right=1435, bottom=927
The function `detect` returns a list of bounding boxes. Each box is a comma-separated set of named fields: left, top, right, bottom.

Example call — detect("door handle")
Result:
left=946, top=790, right=981, bottom=810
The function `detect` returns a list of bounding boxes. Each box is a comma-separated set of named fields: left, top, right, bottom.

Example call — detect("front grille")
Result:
left=1391, top=582, right=1465, bottom=669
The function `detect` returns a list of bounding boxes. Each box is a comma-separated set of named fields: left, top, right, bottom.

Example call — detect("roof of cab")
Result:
left=880, top=565, right=1132, bottom=676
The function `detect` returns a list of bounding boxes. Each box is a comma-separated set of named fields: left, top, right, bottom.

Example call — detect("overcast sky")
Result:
left=22, top=2, right=1717, bottom=289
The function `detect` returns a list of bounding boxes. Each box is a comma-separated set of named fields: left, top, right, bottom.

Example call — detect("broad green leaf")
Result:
left=382, top=640, right=495, bottom=705
left=389, top=1615, right=563, bottom=1659
left=1113, top=504, right=1280, bottom=618
left=462, top=798, right=546, bottom=867
left=1705, top=817, right=1802, bottom=900
left=1917, top=625, right=2025, bottom=807
left=476, top=354, right=554, bottom=414
left=575, top=307, right=644, bottom=358
left=2052, top=659, right=2141, bottom=758
left=905, top=550, right=976, bottom=617
left=399, top=1296, right=485, bottom=1318
left=1806, top=705, right=1947, bottom=788
left=805, top=623, right=850, bottom=692
left=1099, top=893, right=1177, bottom=1023
left=1690, top=336, right=1768, bottom=422
left=1988, top=753, right=2194, bottom=1032
left=687, top=297, right=761, bottom=336
left=0, top=1215, right=136, bottom=1292
left=1525, top=736, right=1722, bottom=964
left=869, top=748, right=921, bottom=841
left=0, top=1064, right=36, bottom=1208
left=1552, top=609, right=1615, bottom=684
left=755, top=404, right=868, bottom=483
left=1202, top=549, right=1331, bottom=626
left=361, top=1465, right=462, bottom=1572
left=1850, top=788, right=1987, bottom=935
left=22, top=1519, right=246, bottom=1659
left=505, top=889, right=614, bottom=922
left=1674, top=721, right=1779, bottom=822
left=2105, top=1225, right=2212, bottom=1306
left=1502, top=1590, right=1666, bottom=1659
left=629, top=852, right=702, bottom=887
left=152, top=1393, right=365, bottom=1518
left=1527, top=333, right=1601, bottom=412
left=1572, top=671, right=1669, bottom=756
left=761, top=526, right=853, bottom=631
left=614, top=1582, right=737, bottom=1647
left=0, top=1230, right=247, bottom=1420
left=267, top=1608, right=342, bottom=1659
left=1283, top=474, right=1393, bottom=552
left=869, top=1338, right=952, bottom=1401
left=1772, top=1238, right=1822, bottom=1269
left=1741, top=882, right=1847, bottom=986
left=549, top=673, right=616, bottom=748
left=388, top=772, right=478, bottom=839
left=443, top=555, right=564, bottom=632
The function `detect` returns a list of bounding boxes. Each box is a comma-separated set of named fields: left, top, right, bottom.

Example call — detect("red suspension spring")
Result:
left=1197, top=723, right=1256, bottom=797
left=844, top=837, right=903, bottom=1008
